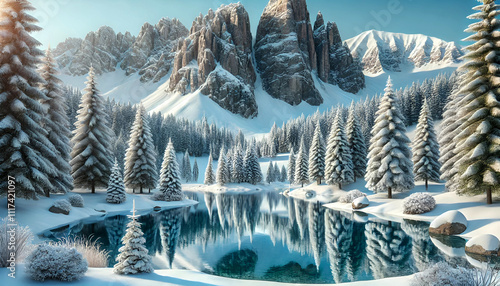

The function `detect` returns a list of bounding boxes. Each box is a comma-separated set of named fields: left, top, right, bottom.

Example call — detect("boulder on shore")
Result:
left=352, top=196, right=369, bottom=209
left=429, top=210, right=467, bottom=235
left=465, top=234, right=500, bottom=256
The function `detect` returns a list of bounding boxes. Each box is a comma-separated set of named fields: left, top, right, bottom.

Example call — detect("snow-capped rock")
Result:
left=465, top=234, right=500, bottom=256
left=429, top=210, right=467, bottom=235
left=345, top=30, right=463, bottom=74
left=313, top=12, right=365, bottom=94
left=352, top=196, right=369, bottom=209
left=167, top=3, right=258, bottom=118
left=254, top=0, right=321, bottom=106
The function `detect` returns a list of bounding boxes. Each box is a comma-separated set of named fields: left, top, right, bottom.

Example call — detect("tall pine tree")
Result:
left=204, top=152, right=215, bottom=185
left=156, top=139, right=182, bottom=201
left=192, top=159, right=199, bottom=182
left=325, top=110, right=354, bottom=189
left=309, top=121, right=326, bottom=184
left=346, top=102, right=367, bottom=181
left=287, top=150, right=296, bottom=184
left=295, top=136, right=309, bottom=187
left=70, top=67, right=114, bottom=193
left=216, top=147, right=228, bottom=186
left=454, top=0, right=500, bottom=204
left=412, top=99, right=441, bottom=190
left=182, top=150, right=191, bottom=182
left=365, top=77, right=414, bottom=198
left=0, top=0, right=59, bottom=199
left=124, top=104, right=157, bottom=193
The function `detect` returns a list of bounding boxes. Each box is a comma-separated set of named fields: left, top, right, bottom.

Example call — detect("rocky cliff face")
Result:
left=167, top=3, right=257, bottom=118
left=313, top=12, right=365, bottom=94
left=52, top=18, right=188, bottom=82
left=254, top=0, right=321, bottom=106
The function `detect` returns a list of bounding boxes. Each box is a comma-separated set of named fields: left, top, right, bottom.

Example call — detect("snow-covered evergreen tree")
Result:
left=114, top=200, right=153, bottom=274
left=244, top=143, right=263, bottom=185
left=325, top=111, right=354, bottom=188
left=0, top=1, right=59, bottom=199
left=280, top=165, right=287, bottom=182
left=39, top=48, right=73, bottom=195
left=294, top=136, right=309, bottom=187
left=124, top=104, right=157, bottom=193
left=274, top=163, right=280, bottom=183
left=287, top=150, right=296, bottom=184
left=182, top=150, right=192, bottom=182
left=70, top=67, right=114, bottom=193
left=216, top=147, right=228, bottom=186
left=365, top=77, right=414, bottom=198
left=266, top=161, right=275, bottom=184
left=192, top=159, right=199, bottom=182
left=226, top=149, right=233, bottom=183
left=204, top=152, right=215, bottom=185
left=156, top=139, right=182, bottom=201
left=453, top=0, right=500, bottom=204
left=346, top=103, right=367, bottom=180
left=309, top=121, right=326, bottom=184
left=232, top=143, right=244, bottom=183
left=107, top=159, right=126, bottom=204
left=412, top=99, right=441, bottom=190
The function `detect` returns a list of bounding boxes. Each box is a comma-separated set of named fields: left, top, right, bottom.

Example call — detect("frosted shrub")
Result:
left=411, top=262, right=472, bottom=286
left=0, top=218, right=34, bottom=267
left=339, top=190, right=366, bottom=203
left=51, top=199, right=72, bottom=212
left=54, top=237, right=109, bottom=268
left=68, top=194, right=84, bottom=207
left=470, top=264, right=500, bottom=286
left=403, top=193, right=436, bottom=214
left=25, top=244, right=88, bottom=281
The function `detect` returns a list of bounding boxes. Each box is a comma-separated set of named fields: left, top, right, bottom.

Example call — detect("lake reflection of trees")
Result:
left=49, top=191, right=463, bottom=283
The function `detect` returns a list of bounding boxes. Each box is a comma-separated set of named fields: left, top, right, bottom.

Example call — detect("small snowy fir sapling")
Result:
left=266, top=161, right=275, bottom=184
left=325, top=110, right=354, bottom=189
left=309, top=120, right=326, bottom=184
left=124, top=104, right=157, bottom=193
left=412, top=99, right=441, bottom=190
left=70, top=67, right=114, bottom=193
left=226, top=149, right=233, bottom=183
left=182, top=150, right=192, bottom=182
left=403, top=193, right=436, bottom=214
left=287, top=150, right=296, bottom=183
left=114, top=200, right=154, bottom=275
left=106, top=159, right=127, bottom=204
left=216, top=147, right=229, bottom=186
left=453, top=0, right=500, bottom=204
left=26, top=244, right=88, bottom=281
left=294, top=136, right=309, bottom=187
left=365, top=77, right=414, bottom=198
left=192, top=159, right=199, bottom=182
left=339, top=190, right=366, bottom=203
left=346, top=102, right=367, bottom=180
left=204, top=152, right=215, bottom=185
left=68, top=194, right=84, bottom=207
left=155, top=139, right=183, bottom=201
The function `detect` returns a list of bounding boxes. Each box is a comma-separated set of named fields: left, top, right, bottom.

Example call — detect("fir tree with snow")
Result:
left=192, top=159, right=199, bottom=182
left=70, top=67, right=114, bottom=193
left=287, top=150, right=296, bottom=184
left=365, top=77, right=414, bottom=198
left=232, top=143, right=244, bottom=183
left=106, top=159, right=127, bottom=204
left=325, top=110, right=354, bottom=189
left=244, top=143, right=263, bottom=185
left=0, top=0, right=59, bottom=199
left=226, top=149, right=233, bottom=183
left=266, top=161, right=275, bottom=184
left=182, top=150, right=192, bottom=182
left=412, top=99, right=441, bottom=190
left=124, top=104, right=157, bottom=193
left=294, top=136, right=309, bottom=187
left=273, top=162, right=280, bottom=182
left=346, top=102, right=367, bottom=180
left=216, top=147, right=228, bottom=186
left=114, top=200, right=154, bottom=275
left=280, top=165, right=287, bottom=182
left=453, top=0, right=500, bottom=204
left=204, top=152, right=215, bottom=185
left=309, top=121, right=326, bottom=184
left=156, top=139, right=183, bottom=201
left=39, top=48, right=73, bottom=195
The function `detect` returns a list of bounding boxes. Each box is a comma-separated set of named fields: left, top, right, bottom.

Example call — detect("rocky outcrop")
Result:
left=352, top=196, right=369, bottom=209
left=313, top=12, right=365, bottom=94
left=52, top=19, right=188, bottom=82
left=429, top=210, right=467, bottom=235
left=167, top=4, right=258, bottom=118
left=254, top=0, right=321, bottom=106
left=465, top=234, right=500, bottom=256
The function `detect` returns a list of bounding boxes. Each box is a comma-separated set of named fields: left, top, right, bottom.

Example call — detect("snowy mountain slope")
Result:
left=345, top=30, right=463, bottom=74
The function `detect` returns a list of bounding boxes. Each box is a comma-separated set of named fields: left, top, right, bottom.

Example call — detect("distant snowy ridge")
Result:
left=345, top=30, right=463, bottom=74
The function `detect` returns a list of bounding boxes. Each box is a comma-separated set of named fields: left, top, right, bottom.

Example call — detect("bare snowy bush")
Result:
left=0, top=218, right=34, bottom=267
left=470, top=264, right=500, bottom=286
left=411, top=262, right=473, bottom=286
left=339, top=189, right=366, bottom=203
left=51, top=199, right=72, bottom=212
left=68, top=194, right=84, bottom=207
left=54, top=236, right=109, bottom=268
left=25, top=244, right=88, bottom=281
left=403, top=193, right=436, bottom=214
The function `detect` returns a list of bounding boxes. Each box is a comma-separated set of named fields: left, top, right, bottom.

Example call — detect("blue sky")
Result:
left=31, top=0, right=477, bottom=48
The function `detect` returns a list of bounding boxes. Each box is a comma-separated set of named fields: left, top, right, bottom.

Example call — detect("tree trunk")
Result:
left=45, top=189, right=50, bottom=197
left=317, top=178, right=321, bottom=185
left=388, top=187, right=392, bottom=199
left=140, top=184, right=143, bottom=194
left=149, top=188, right=151, bottom=194
left=91, top=182, right=95, bottom=194
left=425, top=179, right=428, bottom=190
left=487, top=187, right=493, bottom=205
left=301, top=182, right=304, bottom=187
left=339, top=183, right=342, bottom=189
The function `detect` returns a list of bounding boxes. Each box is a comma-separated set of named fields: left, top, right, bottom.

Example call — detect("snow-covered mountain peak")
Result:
left=346, top=30, right=463, bottom=74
